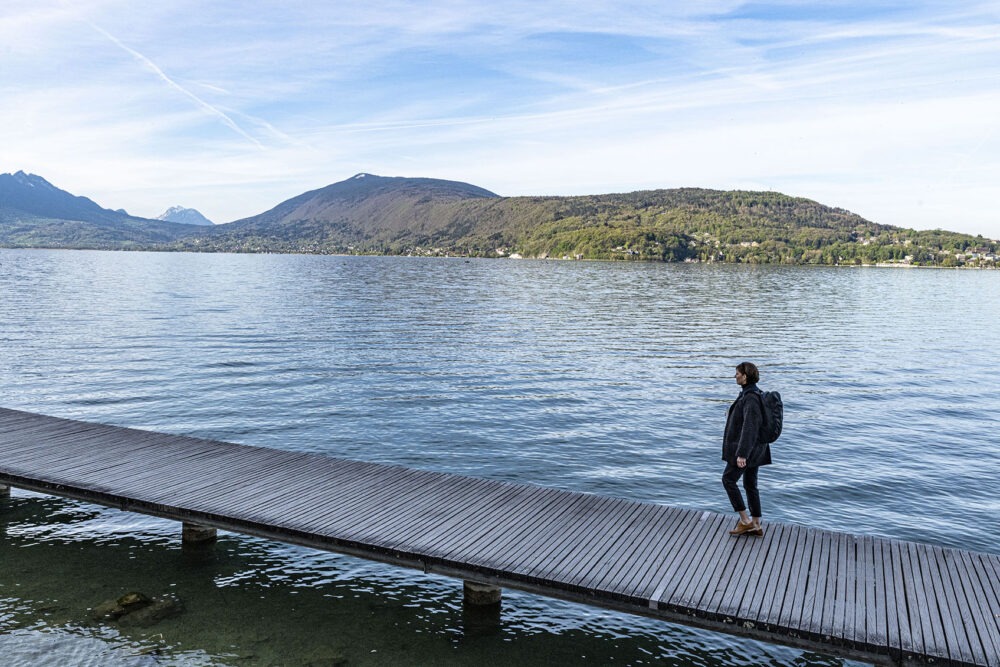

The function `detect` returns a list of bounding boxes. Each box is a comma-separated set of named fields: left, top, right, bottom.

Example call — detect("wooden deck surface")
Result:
left=1, top=407, right=997, bottom=666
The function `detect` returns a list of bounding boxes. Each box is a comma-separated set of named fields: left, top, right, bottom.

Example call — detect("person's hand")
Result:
left=737, top=457, right=747, bottom=468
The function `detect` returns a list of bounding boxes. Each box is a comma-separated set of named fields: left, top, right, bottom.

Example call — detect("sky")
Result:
left=2, top=1, right=999, bottom=237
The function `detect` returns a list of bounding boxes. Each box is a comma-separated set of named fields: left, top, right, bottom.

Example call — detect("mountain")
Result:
left=197, top=172, right=501, bottom=252
left=157, top=206, right=214, bottom=226
left=1, top=170, right=994, bottom=265
left=225, top=172, right=497, bottom=231
left=0, top=171, right=205, bottom=247
left=0, top=171, right=130, bottom=225
left=195, top=174, right=994, bottom=265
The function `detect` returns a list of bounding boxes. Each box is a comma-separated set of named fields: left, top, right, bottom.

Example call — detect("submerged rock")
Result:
left=90, top=591, right=183, bottom=627
left=117, top=594, right=184, bottom=627
left=91, top=591, right=150, bottom=621
left=301, top=646, right=348, bottom=667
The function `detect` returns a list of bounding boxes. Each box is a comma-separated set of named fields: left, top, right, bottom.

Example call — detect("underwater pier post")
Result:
left=463, top=580, right=501, bottom=606
left=182, top=522, right=217, bottom=545
left=462, top=580, right=502, bottom=636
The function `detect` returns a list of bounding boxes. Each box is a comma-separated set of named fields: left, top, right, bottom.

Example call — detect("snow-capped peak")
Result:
left=155, top=206, right=214, bottom=226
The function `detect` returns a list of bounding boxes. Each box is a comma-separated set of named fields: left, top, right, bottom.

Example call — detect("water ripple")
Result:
left=1, top=249, right=997, bottom=665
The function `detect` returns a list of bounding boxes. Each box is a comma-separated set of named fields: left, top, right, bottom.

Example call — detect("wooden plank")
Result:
left=745, top=522, right=794, bottom=625
left=572, top=501, right=670, bottom=592
left=514, top=492, right=610, bottom=578
left=670, top=513, right=734, bottom=612
left=173, top=450, right=336, bottom=508
left=37, top=434, right=229, bottom=483
left=881, top=539, right=906, bottom=660
left=0, top=415, right=98, bottom=444
left=895, top=538, right=925, bottom=659
left=635, top=508, right=706, bottom=603
left=762, top=523, right=803, bottom=631
left=772, top=529, right=811, bottom=632
left=945, top=547, right=994, bottom=667
left=449, top=485, right=580, bottom=567
left=928, top=544, right=980, bottom=666
left=661, top=512, right=724, bottom=610
left=0, top=426, right=128, bottom=461
left=462, top=487, right=581, bottom=569
left=329, top=467, right=468, bottom=532
left=800, top=529, right=829, bottom=640
left=283, top=466, right=438, bottom=532
left=2, top=428, right=169, bottom=471
left=963, top=552, right=1000, bottom=662
left=868, top=536, right=888, bottom=650
left=817, top=528, right=842, bottom=644
left=365, top=475, right=503, bottom=551
left=905, top=541, right=942, bottom=660
left=421, top=483, right=551, bottom=560
left=6, top=441, right=205, bottom=492
left=601, top=505, right=685, bottom=599
left=189, top=458, right=324, bottom=517
left=647, top=510, right=716, bottom=609
left=483, top=489, right=610, bottom=576
left=834, top=535, right=856, bottom=645
left=168, top=456, right=368, bottom=525
left=617, top=506, right=687, bottom=598
left=382, top=476, right=500, bottom=550
left=803, top=529, right=832, bottom=639
left=857, top=534, right=874, bottom=648
left=716, top=528, right=763, bottom=620
left=178, top=463, right=381, bottom=534
left=235, top=458, right=409, bottom=520
left=777, top=525, right=816, bottom=635
left=96, top=445, right=271, bottom=492
left=584, top=501, right=668, bottom=594
left=556, top=497, right=650, bottom=588
left=422, top=483, right=554, bottom=563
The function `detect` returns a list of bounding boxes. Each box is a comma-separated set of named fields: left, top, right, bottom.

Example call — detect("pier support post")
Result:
left=462, top=580, right=502, bottom=636
left=182, top=522, right=217, bottom=546
left=463, top=580, right=501, bottom=607
left=0, top=483, right=9, bottom=499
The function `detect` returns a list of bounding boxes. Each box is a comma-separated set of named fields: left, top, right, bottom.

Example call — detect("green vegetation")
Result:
left=164, top=188, right=998, bottom=268
left=3, top=187, right=997, bottom=267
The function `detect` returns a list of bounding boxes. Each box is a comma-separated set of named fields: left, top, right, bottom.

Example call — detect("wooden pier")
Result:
left=1, top=407, right=997, bottom=666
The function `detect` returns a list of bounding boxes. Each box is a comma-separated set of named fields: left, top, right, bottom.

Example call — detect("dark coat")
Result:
left=722, top=383, right=772, bottom=467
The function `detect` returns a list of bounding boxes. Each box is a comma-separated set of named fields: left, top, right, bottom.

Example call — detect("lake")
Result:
left=0, top=249, right=996, bottom=666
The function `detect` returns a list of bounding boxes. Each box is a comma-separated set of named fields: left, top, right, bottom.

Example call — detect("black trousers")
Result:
left=722, top=462, right=761, bottom=518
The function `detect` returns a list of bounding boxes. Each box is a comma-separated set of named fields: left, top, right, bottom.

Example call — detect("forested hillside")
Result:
left=173, top=186, right=998, bottom=267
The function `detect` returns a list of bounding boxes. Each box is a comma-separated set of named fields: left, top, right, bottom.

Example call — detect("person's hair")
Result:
left=736, top=362, right=759, bottom=384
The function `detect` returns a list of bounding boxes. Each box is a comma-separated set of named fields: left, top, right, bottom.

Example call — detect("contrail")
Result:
left=88, top=22, right=265, bottom=149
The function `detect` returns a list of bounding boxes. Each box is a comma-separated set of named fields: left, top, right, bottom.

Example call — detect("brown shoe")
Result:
left=748, top=525, right=764, bottom=537
left=729, top=520, right=756, bottom=536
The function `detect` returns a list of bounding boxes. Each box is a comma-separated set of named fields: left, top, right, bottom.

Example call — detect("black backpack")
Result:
left=753, top=390, right=784, bottom=444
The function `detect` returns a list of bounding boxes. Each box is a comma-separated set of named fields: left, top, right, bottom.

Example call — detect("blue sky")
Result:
left=2, top=1, right=998, bottom=237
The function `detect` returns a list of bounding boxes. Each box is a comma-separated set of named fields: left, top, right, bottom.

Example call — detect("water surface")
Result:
left=1, top=250, right=996, bottom=665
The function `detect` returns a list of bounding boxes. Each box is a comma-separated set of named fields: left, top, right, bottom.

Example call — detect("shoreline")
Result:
left=0, top=244, right=997, bottom=269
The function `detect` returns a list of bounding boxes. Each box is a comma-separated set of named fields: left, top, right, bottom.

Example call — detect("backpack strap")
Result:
left=749, top=389, right=769, bottom=430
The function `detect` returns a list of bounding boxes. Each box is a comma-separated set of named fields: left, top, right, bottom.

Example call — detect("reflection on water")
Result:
left=2, top=249, right=998, bottom=665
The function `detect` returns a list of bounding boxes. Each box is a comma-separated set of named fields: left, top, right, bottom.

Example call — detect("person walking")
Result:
left=722, top=361, right=771, bottom=536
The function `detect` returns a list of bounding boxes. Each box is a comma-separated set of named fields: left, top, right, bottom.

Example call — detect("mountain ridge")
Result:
left=1, top=171, right=995, bottom=266
left=0, top=171, right=207, bottom=247
left=227, top=173, right=498, bottom=228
